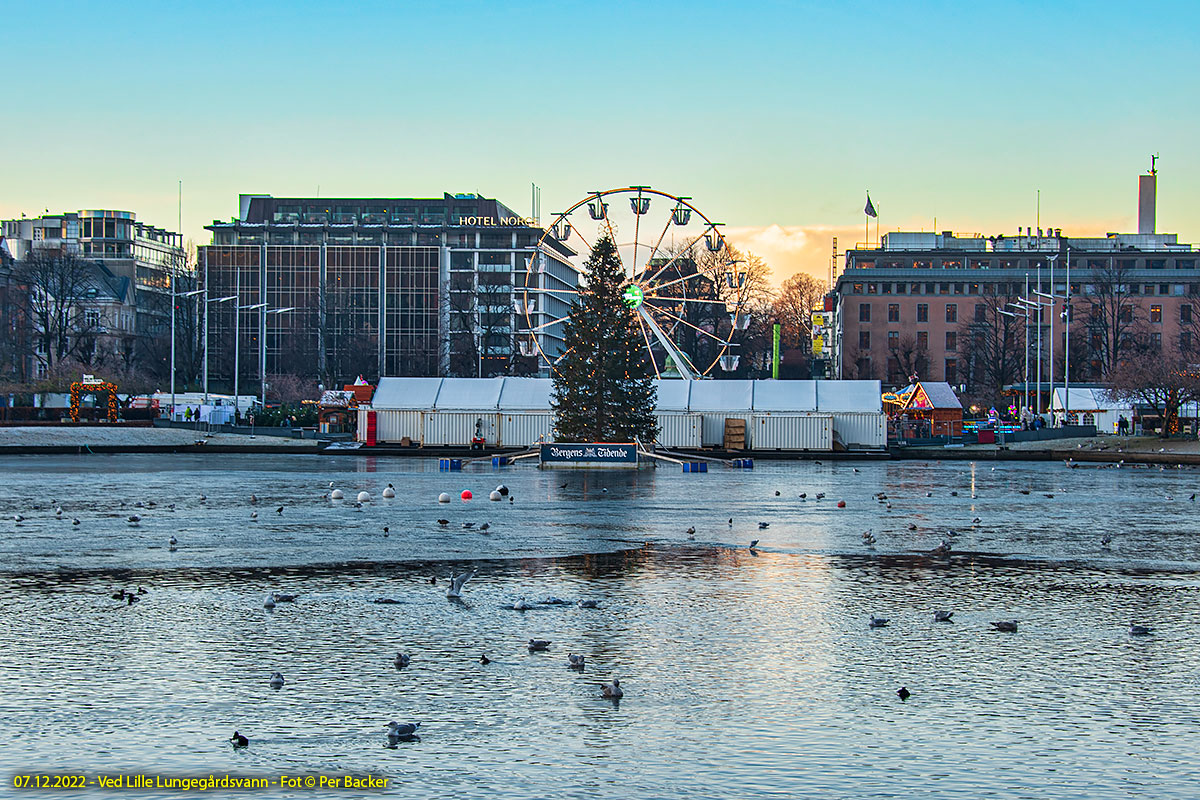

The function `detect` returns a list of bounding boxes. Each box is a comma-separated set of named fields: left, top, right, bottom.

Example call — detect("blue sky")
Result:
left=2, top=0, right=1196, bottom=280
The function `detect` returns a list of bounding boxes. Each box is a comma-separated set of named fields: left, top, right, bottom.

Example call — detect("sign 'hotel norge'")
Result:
left=456, top=215, right=537, bottom=227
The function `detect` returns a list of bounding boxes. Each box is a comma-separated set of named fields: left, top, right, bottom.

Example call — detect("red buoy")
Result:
left=461, top=489, right=473, bottom=501
left=837, top=500, right=846, bottom=508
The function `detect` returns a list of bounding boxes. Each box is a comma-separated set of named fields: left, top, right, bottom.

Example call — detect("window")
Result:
left=888, top=304, right=900, bottom=322
left=1177, top=259, right=1196, bottom=270
left=1151, top=305, right=1162, bottom=323
left=944, top=359, right=957, bottom=385
left=882, top=283, right=892, bottom=294
left=1182, top=304, right=1193, bottom=324
left=852, top=283, right=863, bottom=294
left=945, top=303, right=957, bottom=323
left=974, top=304, right=987, bottom=322
left=895, top=283, right=907, bottom=294
left=939, top=283, right=950, bottom=295
left=1149, top=259, right=1166, bottom=270
left=916, top=331, right=928, bottom=349
left=1150, top=332, right=1162, bottom=349
left=945, top=332, right=957, bottom=351
left=1183, top=331, right=1193, bottom=351
left=859, top=331, right=871, bottom=349
left=917, top=304, right=928, bottom=322
left=859, top=303, right=871, bottom=322
left=1120, top=307, right=1133, bottom=324
left=888, top=330, right=899, bottom=349
left=867, top=283, right=878, bottom=294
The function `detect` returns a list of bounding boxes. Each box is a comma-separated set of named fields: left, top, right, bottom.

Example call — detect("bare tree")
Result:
left=1109, top=340, right=1200, bottom=438
left=772, top=272, right=826, bottom=350
left=887, top=334, right=929, bottom=386
left=1084, top=258, right=1145, bottom=379
left=16, top=250, right=111, bottom=371
left=958, top=295, right=1025, bottom=407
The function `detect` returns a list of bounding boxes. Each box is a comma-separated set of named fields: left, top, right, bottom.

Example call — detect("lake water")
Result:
left=2, top=454, right=1198, bottom=798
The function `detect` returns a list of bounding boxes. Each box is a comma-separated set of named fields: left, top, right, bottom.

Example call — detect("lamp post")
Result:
left=171, top=286, right=204, bottom=420
left=236, top=301, right=265, bottom=418
left=1015, top=296, right=1047, bottom=413
left=259, top=306, right=296, bottom=409
left=999, top=303, right=1031, bottom=419
left=202, top=292, right=237, bottom=408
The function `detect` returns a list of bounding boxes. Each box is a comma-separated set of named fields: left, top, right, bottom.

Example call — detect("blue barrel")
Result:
left=439, top=458, right=463, bottom=471
left=683, top=462, right=708, bottom=473
left=491, top=456, right=509, bottom=466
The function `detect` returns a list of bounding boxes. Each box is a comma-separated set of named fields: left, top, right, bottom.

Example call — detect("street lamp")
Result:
left=998, top=305, right=1030, bottom=418
left=202, top=293, right=237, bottom=407
left=235, top=301, right=266, bottom=417
left=260, top=306, right=296, bottom=409
left=171, top=286, right=204, bottom=419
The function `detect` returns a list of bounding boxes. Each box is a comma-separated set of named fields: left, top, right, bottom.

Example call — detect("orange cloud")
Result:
left=724, top=224, right=866, bottom=288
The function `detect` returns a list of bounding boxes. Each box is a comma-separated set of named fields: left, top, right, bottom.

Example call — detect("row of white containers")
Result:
left=361, top=409, right=885, bottom=450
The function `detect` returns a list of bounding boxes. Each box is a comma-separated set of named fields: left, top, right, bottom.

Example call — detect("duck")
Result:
left=686, top=526, right=696, bottom=537
left=1100, top=533, right=1113, bottom=547
left=168, top=536, right=178, bottom=552
left=512, top=597, right=533, bottom=611
left=567, top=653, right=586, bottom=669
left=757, top=522, right=769, bottom=530
left=990, top=620, right=1018, bottom=633
left=250, top=511, right=258, bottom=520
left=479, top=523, right=490, bottom=532
left=897, top=686, right=911, bottom=701
left=1130, top=624, right=1153, bottom=636
left=462, top=522, right=475, bottom=529
left=437, top=519, right=450, bottom=526
left=275, top=506, right=284, bottom=515
left=869, top=615, right=889, bottom=628
left=230, top=731, right=249, bottom=748
left=934, top=610, right=954, bottom=622
left=600, top=679, right=623, bottom=699
left=72, top=518, right=81, bottom=525
left=127, top=515, right=141, bottom=524
left=527, top=639, right=551, bottom=651
left=577, top=599, right=599, bottom=609
left=479, top=654, right=491, bottom=665
left=268, top=671, right=285, bottom=689
left=394, top=653, right=411, bottom=669
left=272, top=593, right=299, bottom=602
left=386, top=721, right=420, bottom=743
left=749, top=539, right=760, bottom=549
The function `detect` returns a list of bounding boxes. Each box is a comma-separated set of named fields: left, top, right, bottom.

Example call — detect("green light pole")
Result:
left=772, top=323, right=781, bottom=379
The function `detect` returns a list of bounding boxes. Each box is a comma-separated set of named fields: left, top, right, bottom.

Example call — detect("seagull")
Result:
left=386, top=721, right=420, bottom=744
left=907, top=523, right=918, bottom=530
left=578, top=599, right=599, bottom=609
left=479, top=654, right=491, bottom=665
left=251, top=511, right=258, bottom=520
left=991, top=621, right=1019, bottom=633
left=567, top=653, right=586, bottom=669
left=275, top=506, right=284, bottom=515
left=930, top=540, right=952, bottom=557
left=897, top=686, right=911, bottom=701
left=1130, top=624, right=1153, bottom=636
left=686, top=526, right=695, bottom=537
left=600, top=679, right=623, bottom=698
left=462, top=522, right=475, bottom=529
left=758, top=522, right=769, bottom=530
left=1100, top=533, right=1113, bottom=547
left=869, top=615, right=889, bottom=628
left=815, top=492, right=825, bottom=500
left=934, top=610, right=954, bottom=622
left=263, top=593, right=276, bottom=609
left=479, top=523, right=490, bottom=532
left=853, top=468, right=860, bottom=473
left=168, top=536, right=178, bottom=552
left=394, top=653, right=411, bottom=669
left=272, top=593, right=299, bottom=602
left=268, top=671, right=285, bottom=689
left=127, top=515, right=141, bottom=524
left=383, top=526, right=389, bottom=537
left=72, top=518, right=81, bottom=525
left=230, top=731, right=249, bottom=748
left=972, top=517, right=981, bottom=524
left=512, top=597, right=534, bottom=611
left=446, top=570, right=474, bottom=599
left=527, top=639, right=551, bottom=651
left=749, top=539, right=760, bottom=549
left=728, top=517, right=733, bottom=526
left=799, top=493, right=807, bottom=499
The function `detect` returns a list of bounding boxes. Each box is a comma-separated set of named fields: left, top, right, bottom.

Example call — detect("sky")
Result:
left=2, top=0, right=1197, bottom=284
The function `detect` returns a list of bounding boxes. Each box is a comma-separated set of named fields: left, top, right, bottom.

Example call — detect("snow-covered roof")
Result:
left=1051, top=387, right=1130, bottom=412
left=816, top=380, right=882, bottom=412
left=368, top=377, right=883, bottom=413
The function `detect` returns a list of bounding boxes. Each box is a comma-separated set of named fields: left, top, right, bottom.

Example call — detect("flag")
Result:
left=864, top=193, right=878, bottom=218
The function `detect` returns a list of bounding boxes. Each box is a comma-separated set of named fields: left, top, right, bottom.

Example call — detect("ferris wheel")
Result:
left=520, top=186, right=752, bottom=379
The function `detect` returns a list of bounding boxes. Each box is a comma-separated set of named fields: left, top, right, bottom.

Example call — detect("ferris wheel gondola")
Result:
left=520, top=187, right=752, bottom=379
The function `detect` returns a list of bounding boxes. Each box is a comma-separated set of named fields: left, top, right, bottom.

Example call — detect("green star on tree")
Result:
left=551, top=234, right=658, bottom=443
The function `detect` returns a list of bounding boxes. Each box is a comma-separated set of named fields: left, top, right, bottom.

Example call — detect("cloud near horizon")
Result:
left=724, top=224, right=865, bottom=288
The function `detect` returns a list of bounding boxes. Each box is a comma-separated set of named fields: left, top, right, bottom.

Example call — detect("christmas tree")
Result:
left=551, top=235, right=658, bottom=443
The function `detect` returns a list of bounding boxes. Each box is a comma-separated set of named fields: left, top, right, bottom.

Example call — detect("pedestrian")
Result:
left=184, top=407, right=192, bottom=422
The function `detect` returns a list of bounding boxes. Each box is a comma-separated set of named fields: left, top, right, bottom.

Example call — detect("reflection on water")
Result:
left=1, top=454, right=1198, bottom=798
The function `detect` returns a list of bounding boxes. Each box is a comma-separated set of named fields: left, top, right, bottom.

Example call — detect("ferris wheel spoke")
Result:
left=644, top=303, right=732, bottom=346
left=521, top=313, right=574, bottom=334
left=552, top=346, right=574, bottom=365
left=639, top=228, right=713, bottom=288
left=640, top=309, right=701, bottom=379
left=634, top=310, right=662, bottom=379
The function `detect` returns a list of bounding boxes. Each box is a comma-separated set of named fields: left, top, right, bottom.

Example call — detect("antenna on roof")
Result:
left=1150, top=153, right=1158, bottom=175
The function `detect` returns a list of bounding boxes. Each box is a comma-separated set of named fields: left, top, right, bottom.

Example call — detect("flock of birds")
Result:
left=14, top=460, right=1177, bottom=750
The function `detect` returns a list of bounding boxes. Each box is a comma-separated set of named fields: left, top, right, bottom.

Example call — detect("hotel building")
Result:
left=200, top=193, right=577, bottom=389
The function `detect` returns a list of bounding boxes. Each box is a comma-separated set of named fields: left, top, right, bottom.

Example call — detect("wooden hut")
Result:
left=893, top=381, right=963, bottom=439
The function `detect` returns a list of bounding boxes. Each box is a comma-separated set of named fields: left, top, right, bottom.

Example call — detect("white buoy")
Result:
left=330, top=489, right=344, bottom=500
left=382, top=484, right=396, bottom=498
left=438, top=492, right=451, bottom=504
left=357, top=491, right=371, bottom=503
left=489, top=490, right=502, bottom=501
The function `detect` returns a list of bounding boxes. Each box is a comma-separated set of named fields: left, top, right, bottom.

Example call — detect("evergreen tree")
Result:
left=551, top=235, right=658, bottom=442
